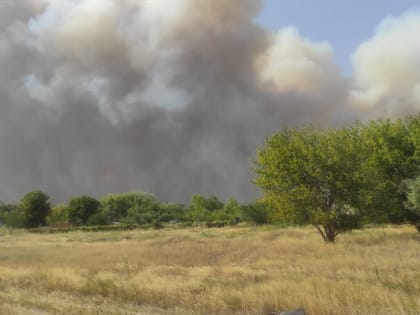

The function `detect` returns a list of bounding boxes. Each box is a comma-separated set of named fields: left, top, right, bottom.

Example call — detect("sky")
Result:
left=258, top=0, right=420, bottom=74
left=1, top=0, right=420, bottom=203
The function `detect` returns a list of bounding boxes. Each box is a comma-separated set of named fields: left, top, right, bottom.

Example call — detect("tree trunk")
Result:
left=415, top=222, right=420, bottom=233
left=323, top=223, right=336, bottom=243
left=314, top=224, right=336, bottom=243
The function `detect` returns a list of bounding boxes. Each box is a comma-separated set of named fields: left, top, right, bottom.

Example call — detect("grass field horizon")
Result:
left=0, top=225, right=419, bottom=315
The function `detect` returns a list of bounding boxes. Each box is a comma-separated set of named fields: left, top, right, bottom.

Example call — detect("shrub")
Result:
left=47, top=204, right=69, bottom=225
left=4, top=209, right=27, bottom=228
left=68, top=196, right=100, bottom=226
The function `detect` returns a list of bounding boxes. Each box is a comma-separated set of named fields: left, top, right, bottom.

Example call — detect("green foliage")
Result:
left=18, top=190, right=51, bottom=228
left=87, top=211, right=109, bottom=226
left=203, top=196, right=224, bottom=211
left=158, top=202, right=186, bottom=222
left=4, top=208, right=27, bottom=228
left=360, top=117, right=420, bottom=223
left=101, top=192, right=142, bottom=222
left=0, top=202, right=16, bottom=226
left=67, top=195, right=100, bottom=226
left=253, top=126, right=367, bottom=242
left=100, top=192, right=183, bottom=225
left=240, top=202, right=273, bottom=225
left=46, top=204, right=69, bottom=225
left=120, top=193, right=161, bottom=225
left=201, top=199, right=240, bottom=223
left=187, top=195, right=224, bottom=224
left=223, top=199, right=241, bottom=220
left=407, top=114, right=420, bottom=163
left=403, top=176, right=420, bottom=232
left=1, top=201, right=27, bottom=228
left=188, top=195, right=209, bottom=223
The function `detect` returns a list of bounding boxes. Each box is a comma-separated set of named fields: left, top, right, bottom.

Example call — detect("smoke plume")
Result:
left=0, top=0, right=419, bottom=203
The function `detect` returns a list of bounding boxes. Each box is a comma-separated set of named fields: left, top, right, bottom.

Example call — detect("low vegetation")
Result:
left=0, top=226, right=419, bottom=315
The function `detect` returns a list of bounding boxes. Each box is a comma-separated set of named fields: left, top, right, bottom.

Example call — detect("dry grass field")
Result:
left=0, top=225, right=419, bottom=315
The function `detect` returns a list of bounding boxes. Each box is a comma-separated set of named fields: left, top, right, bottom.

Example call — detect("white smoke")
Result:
left=351, top=10, right=420, bottom=117
left=259, top=27, right=342, bottom=93
left=0, top=1, right=419, bottom=203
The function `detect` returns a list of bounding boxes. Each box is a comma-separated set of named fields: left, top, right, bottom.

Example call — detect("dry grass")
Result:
left=0, top=225, right=419, bottom=315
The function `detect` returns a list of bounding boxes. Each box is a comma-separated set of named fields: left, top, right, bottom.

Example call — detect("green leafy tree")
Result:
left=407, top=114, right=420, bottom=163
left=120, top=193, right=160, bottom=225
left=18, top=190, right=51, bottom=228
left=67, top=195, right=100, bottom=226
left=403, top=177, right=420, bottom=232
left=101, top=192, right=167, bottom=223
left=253, top=126, right=369, bottom=242
left=1, top=202, right=25, bottom=228
left=361, top=118, right=419, bottom=223
left=157, top=202, right=186, bottom=222
left=0, top=201, right=15, bottom=225
left=222, top=198, right=241, bottom=221
left=4, top=210, right=27, bottom=228
left=240, top=201, right=274, bottom=225
left=101, top=192, right=136, bottom=222
left=188, top=195, right=210, bottom=224
left=204, top=196, right=224, bottom=212
left=46, top=204, right=69, bottom=225
left=86, top=211, right=109, bottom=226
left=187, top=195, right=224, bottom=224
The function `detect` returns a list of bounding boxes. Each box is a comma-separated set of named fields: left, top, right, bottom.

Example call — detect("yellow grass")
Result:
left=0, top=226, right=419, bottom=315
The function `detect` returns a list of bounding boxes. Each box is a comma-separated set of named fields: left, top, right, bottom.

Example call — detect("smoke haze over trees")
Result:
left=1, top=0, right=420, bottom=202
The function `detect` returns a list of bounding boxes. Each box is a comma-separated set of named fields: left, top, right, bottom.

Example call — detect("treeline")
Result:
left=1, top=115, right=420, bottom=241
left=0, top=191, right=265, bottom=230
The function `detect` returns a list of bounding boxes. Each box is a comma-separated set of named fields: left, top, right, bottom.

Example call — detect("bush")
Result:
left=87, top=212, right=109, bottom=226
left=4, top=210, right=27, bottom=228
left=68, top=196, right=100, bottom=226
left=47, top=204, right=69, bottom=225
left=0, top=202, right=16, bottom=226
left=240, top=202, right=272, bottom=225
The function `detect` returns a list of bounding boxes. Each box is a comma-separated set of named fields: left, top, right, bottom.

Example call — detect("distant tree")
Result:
left=46, top=204, right=69, bottom=225
left=253, top=126, right=368, bottom=242
left=0, top=201, right=24, bottom=228
left=101, top=192, right=166, bottom=223
left=4, top=210, right=27, bottom=228
left=157, top=202, right=186, bottom=223
left=101, top=193, right=135, bottom=222
left=204, top=196, right=224, bottom=212
left=67, top=195, right=100, bottom=226
left=0, top=201, right=13, bottom=225
left=223, top=198, right=241, bottom=221
left=188, top=195, right=210, bottom=224
left=187, top=195, right=224, bottom=224
left=120, top=193, right=160, bottom=225
left=18, top=190, right=51, bottom=228
left=402, top=177, right=420, bottom=232
left=86, top=211, right=109, bottom=226
left=240, top=201, right=272, bottom=225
